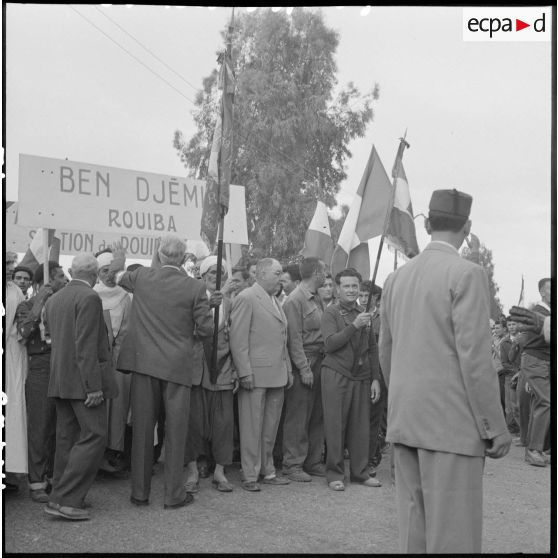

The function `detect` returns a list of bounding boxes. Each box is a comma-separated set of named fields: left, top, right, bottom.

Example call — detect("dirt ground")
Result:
left=2, top=442, right=552, bottom=554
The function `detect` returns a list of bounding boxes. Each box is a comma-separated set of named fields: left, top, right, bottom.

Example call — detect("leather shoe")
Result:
left=184, top=480, right=200, bottom=493
left=98, top=457, right=118, bottom=473
left=130, top=496, right=149, bottom=506
left=304, top=464, right=326, bottom=477
left=30, top=488, right=49, bottom=503
left=525, top=448, right=547, bottom=467
left=164, top=492, right=194, bottom=509
left=212, top=479, right=234, bottom=492
left=285, top=469, right=312, bottom=482
left=261, top=475, right=290, bottom=485
left=241, top=481, right=261, bottom=492
left=44, top=503, right=90, bottom=521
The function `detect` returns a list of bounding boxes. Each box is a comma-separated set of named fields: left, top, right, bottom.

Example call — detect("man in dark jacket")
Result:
left=16, top=261, right=67, bottom=503
left=109, top=234, right=214, bottom=508
left=512, top=279, right=551, bottom=467
left=320, top=268, right=381, bottom=491
left=44, top=254, right=117, bottom=521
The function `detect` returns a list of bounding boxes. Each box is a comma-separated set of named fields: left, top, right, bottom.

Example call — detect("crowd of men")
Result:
left=3, top=188, right=551, bottom=553
left=490, top=280, right=551, bottom=467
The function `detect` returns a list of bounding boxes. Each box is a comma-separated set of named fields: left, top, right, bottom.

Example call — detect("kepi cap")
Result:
left=429, top=189, right=472, bottom=220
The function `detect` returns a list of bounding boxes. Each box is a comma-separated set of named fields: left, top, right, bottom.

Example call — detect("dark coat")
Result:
left=116, top=266, right=214, bottom=386
left=46, top=280, right=117, bottom=399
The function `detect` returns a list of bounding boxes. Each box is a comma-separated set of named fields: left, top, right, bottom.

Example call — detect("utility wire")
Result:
left=93, top=5, right=201, bottom=95
left=70, top=6, right=197, bottom=106
left=71, top=5, right=337, bottom=189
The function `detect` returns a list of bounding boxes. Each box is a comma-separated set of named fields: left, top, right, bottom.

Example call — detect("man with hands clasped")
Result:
left=44, top=254, right=117, bottom=521
left=320, top=267, right=382, bottom=492
left=229, top=258, right=293, bottom=492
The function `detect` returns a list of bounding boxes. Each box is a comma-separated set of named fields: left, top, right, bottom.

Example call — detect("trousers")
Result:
left=369, top=370, right=387, bottom=465
left=503, top=374, right=519, bottom=433
left=185, top=387, right=234, bottom=466
left=238, top=387, right=284, bottom=482
left=516, top=370, right=532, bottom=445
left=282, top=354, right=324, bottom=473
left=50, top=398, right=107, bottom=508
left=130, top=373, right=190, bottom=506
left=393, top=443, right=484, bottom=553
left=522, top=353, right=550, bottom=451
left=321, top=366, right=370, bottom=483
left=25, top=354, right=56, bottom=488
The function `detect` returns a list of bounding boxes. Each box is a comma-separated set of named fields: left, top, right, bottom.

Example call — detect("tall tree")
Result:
left=174, top=7, right=378, bottom=259
left=461, top=243, right=504, bottom=319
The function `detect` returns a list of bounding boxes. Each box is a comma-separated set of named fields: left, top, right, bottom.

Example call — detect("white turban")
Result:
left=199, top=255, right=226, bottom=277
left=96, top=252, right=114, bottom=268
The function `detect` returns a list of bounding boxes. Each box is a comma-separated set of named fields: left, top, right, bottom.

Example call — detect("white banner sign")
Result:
left=6, top=202, right=210, bottom=258
left=17, top=154, right=248, bottom=244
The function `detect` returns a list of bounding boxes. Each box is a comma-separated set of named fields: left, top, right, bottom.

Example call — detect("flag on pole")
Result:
left=300, top=201, right=334, bottom=265
left=200, top=49, right=235, bottom=251
left=227, top=243, right=243, bottom=268
left=518, top=274, right=525, bottom=306
left=330, top=146, right=393, bottom=278
left=385, top=145, right=420, bottom=259
left=19, top=228, right=59, bottom=272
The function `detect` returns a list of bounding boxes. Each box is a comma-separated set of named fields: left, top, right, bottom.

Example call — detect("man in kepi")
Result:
left=379, top=189, right=510, bottom=553
left=44, top=254, right=117, bottom=521
left=109, top=234, right=214, bottom=509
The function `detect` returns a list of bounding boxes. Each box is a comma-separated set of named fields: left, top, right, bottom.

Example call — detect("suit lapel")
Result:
left=253, top=283, right=285, bottom=323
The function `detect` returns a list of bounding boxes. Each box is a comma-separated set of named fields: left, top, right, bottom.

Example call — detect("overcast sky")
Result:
left=4, top=5, right=552, bottom=311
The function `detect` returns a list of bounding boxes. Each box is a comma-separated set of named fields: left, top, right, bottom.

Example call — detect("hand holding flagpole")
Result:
left=210, top=6, right=235, bottom=383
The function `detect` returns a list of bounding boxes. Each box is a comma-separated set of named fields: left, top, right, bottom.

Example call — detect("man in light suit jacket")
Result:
left=379, top=189, right=511, bottom=553
left=44, top=254, right=118, bottom=521
left=230, top=258, right=293, bottom=492
left=109, top=234, right=214, bottom=509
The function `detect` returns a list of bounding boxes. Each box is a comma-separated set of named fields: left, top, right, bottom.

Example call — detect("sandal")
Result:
left=212, top=479, right=234, bottom=492
left=328, top=480, right=345, bottom=491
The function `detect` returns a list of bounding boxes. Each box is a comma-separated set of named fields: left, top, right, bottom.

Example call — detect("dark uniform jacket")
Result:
left=45, top=280, right=117, bottom=399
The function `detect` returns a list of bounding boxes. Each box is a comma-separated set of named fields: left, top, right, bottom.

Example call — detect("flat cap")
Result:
left=429, top=189, right=472, bottom=219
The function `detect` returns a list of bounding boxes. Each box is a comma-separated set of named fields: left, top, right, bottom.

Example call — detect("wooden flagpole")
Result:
left=210, top=7, right=235, bottom=380
left=364, top=131, right=410, bottom=313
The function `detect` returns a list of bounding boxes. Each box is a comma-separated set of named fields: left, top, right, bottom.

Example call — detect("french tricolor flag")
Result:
left=300, top=201, right=334, bottom=266
left=19, top=228, right=60, bottom=272
left=330, top=146, right=393, bottom=278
